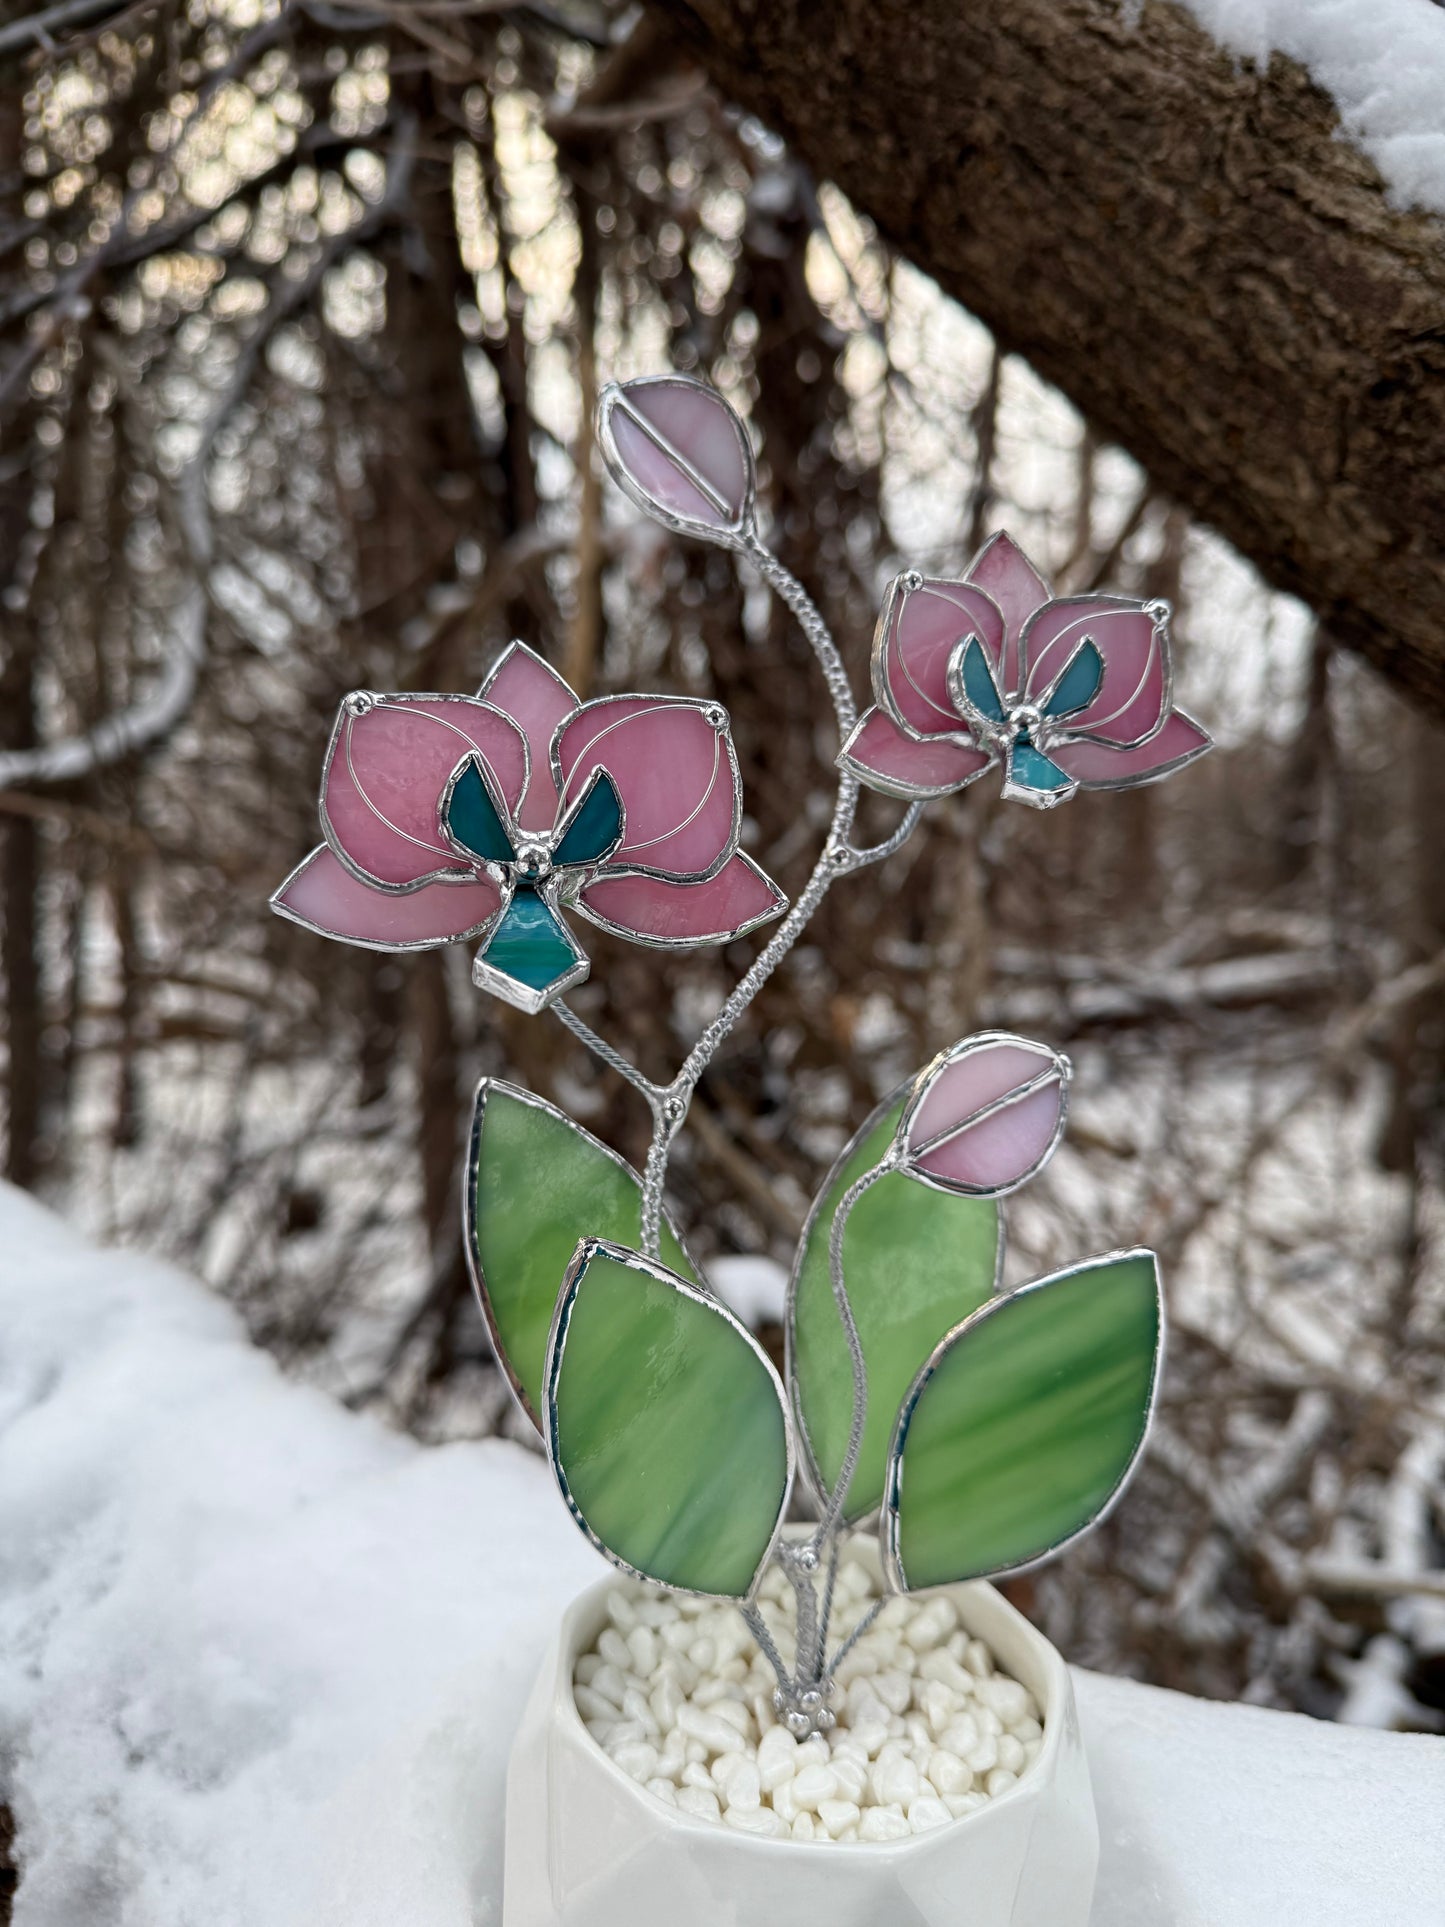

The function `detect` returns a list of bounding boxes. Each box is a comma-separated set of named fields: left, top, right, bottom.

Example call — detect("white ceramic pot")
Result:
left=503, top=1548, right=1098, bottom=1927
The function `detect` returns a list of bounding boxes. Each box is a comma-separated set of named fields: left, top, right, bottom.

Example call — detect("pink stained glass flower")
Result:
left=839, top=532, right=1212, bottom=812
left=271, top=644, right=786, bottom=1014
left=898, top=1032, right=1071, bottom=1199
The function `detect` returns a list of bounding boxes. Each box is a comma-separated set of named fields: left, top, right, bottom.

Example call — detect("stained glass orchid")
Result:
left=272, top=643, right=786, bottom=1013
left=840, top=532, right=1212, bottom=810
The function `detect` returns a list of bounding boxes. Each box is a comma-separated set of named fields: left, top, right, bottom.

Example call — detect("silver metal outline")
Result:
left=542, top=1233, right=796, bottom=1603
left=896, top=1030, right=1072, bottom=1199
left=269, top=843, right=504, bottom=954
left=783, top=1081, right=1007, bottom=1523
left=880, top=1245, right=1166, bottom=1594
left=462, top=1078, right=705, bottom=1435
left=568, top=849, right=788, bottom=952
left=548, top=692, right=746, bottom=889
left=316, top=690, right=531, bottom=897
left=597, top=375, right=757, bottom=552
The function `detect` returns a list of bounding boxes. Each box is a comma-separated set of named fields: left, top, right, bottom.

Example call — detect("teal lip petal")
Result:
left=1042, top=637, right=1104, bottom=720
left=477, top=885, right=585, bottom=1004
left=447, top=756, right=517, bottom=864
left=955, top=634, right=1006, bottom=724
left=1005, top=739, right=1075, bottom=802
left=552, top=769, right=624, bottom=869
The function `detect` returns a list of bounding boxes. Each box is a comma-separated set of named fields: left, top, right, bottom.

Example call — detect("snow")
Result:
left=1175, top=0, right=1445, bottom=216
left=2, top=1183, right=1443, bottom=1924
left=709, top=1253, right=789, bottom=1329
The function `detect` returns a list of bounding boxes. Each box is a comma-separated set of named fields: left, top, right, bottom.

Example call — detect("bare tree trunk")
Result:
left=647, top=0, right=1445, bottom=717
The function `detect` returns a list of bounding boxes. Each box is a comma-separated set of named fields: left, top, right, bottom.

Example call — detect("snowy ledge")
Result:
left=1, top=1185, right=1442, bottom=1927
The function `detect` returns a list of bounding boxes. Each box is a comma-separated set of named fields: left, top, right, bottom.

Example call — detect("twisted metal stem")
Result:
left=547, top=521, right=919, bottom=1725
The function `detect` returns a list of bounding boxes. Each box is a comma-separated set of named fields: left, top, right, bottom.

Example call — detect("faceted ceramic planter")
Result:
left=503, top=1543, right=1098, bottom=1927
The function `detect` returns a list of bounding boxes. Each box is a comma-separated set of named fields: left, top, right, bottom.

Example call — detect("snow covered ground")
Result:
left=1176, top=0, right=1445, bottom=216
left=2, top=1184, right=1442, bottom=1926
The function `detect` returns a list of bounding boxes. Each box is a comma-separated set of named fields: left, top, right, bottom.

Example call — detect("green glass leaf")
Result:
left=466, top=1081, right=699, bottom=1430
left=884, top=1250, right=1162, bottom=1592
left=787, top=1093, right=1000, bottom=1525
left=552, top=769, right=623, bottom=868
left=548, top=1240, right=792, bottom=1599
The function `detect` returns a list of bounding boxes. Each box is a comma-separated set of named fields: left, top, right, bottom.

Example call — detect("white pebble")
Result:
left=676, top=1786, right=721, bottom=1821
left=906, top=1598, right=957, bottom=1650
left=818, top=1798, right=862, bottom=1838
left=860, top=1805, right=911, bottom=1843
left=985, top=1677, right=1033, bottom=1725
left=870, top=1751, right=920, bottom=1808
left=645, top=1776, right=677, bottom=1806
left=723, top=1762, right=762, bottom=1812
left=677, top=1704, right=746, bottom=1756
left=997, top=1734, right=1025, bottom=1775
left=909, top=1795, right=952, bottom=1833
left=791, top=1763, right=839, bottom=1810
left=681, top=1762, right=713, bottom=1791
left=756, top=1725, right=798, bottom=1791
left=724, top=1804, right=784, bottom=1837
left=790, top=1812, right=817, bottom=1842
left=963, top=1638, right=994, bottom=1678
left=606, top=1591, right=638, bottom=1633
left=986, top=1767, right=1018, bottom=1798
left=945, top=1790, right=986, bottom=1818
left=591, top=1662, right=629, bottom=1709
left=927, top=1748, right=973, bottom=1797
left=597, top=1629, right=631, bottom=1671
left=964, top=1733, right=999, bottom=1775
left=874, top=1669, right=912, bottom=1714
left=622, top=1687, right=657, bottom=1735
left=627, top=1626, right=659, bottom=1677
left=609, top=1740, right=659, bottom=1782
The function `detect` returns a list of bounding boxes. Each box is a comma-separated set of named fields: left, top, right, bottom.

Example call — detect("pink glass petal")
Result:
left=1051, top=710, right=1213, bottom=786
left=607, top=379, right=750, bottom=533
left=273, top=846, right=500, bottom=948
left=965, top=532, right=1051, bottom=697
left=578, top=854, right=785, bottom=945
left=906, top=1038, right=1065, bottom=1194
left=880, top=579, right=1006, bottom=737
left=912, top=1083, right=1064, bottom=1192
left=322, top=696, right=527, bottom=888
left=477, top=643, right=579, bottom=833
left=840, top=707, right=993, bottom=799
left=1022, top=600, right=1166, bottom=748
left=554, top=697, right=738, bottom=879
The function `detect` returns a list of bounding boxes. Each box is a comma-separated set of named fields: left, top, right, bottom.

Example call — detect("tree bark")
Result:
left=647, top=0, right=1445, bottom=717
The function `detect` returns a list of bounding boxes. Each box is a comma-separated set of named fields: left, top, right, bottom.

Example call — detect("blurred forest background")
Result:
left=1, top=0, right=1443, bottom=1740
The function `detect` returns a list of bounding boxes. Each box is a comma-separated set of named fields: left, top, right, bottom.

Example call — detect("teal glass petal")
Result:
left=549, top=1243, right=791, bottom=1598
left=467, top=1082, right=699, bottom=1427
left=1006, top=739, right=1073, bottom=795
left=1042, top=638, right=1104, bottom=719
left=886, top=1251, right=1162, bottom=1591
left=957, top=635, right=1005, bottom=723
left=788, top=1095, right=1000, bottom=1524
left=446, top=756, right=516, bottom=863
left=552, top=769, right=623, bottom=869
left=479, top=885, right=579, bottom=994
